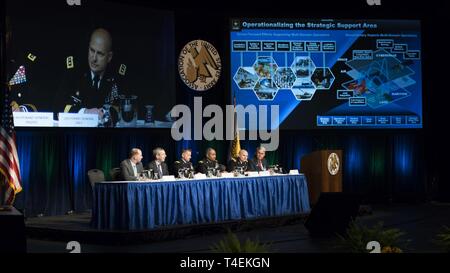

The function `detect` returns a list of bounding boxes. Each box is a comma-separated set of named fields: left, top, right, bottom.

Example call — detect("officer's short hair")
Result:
left=239, top=149, right=248, bottom=155
left=206, top=147, right=216, bottom=156
left=181, top=148, right=192, bottom=154
left=153, top=147, right=165, bottom=158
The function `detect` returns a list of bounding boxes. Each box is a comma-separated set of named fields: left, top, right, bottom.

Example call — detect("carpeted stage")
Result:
left=25, top=202, right=450, bottom=253
left=26, top=211, right=307, bottom=246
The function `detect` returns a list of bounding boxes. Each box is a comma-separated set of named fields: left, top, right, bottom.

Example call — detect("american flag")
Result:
left=228, top=96, right=241, bottom=161
left=0, top=84, right=22, bottom=206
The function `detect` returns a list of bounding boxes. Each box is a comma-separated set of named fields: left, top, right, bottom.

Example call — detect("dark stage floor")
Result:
left=25, top=202, right=450, bottom=253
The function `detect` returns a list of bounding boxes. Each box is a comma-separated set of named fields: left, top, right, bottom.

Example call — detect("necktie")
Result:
left=132, top=164, right=137, bottom=177
left=258, top=160, right=263, bottom=171
left=157, top=164, right=163, bottom=177
left=93, top=74, right=100, bottom=91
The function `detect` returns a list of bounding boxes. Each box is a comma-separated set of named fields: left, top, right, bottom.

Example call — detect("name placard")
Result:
left=194, top=173, right=207, bottom=179
left=221, top=172, right=234, bottom=178
left=161, top=175, right=176, bottom=182
left=58, top=113, right=98, bottom=127
left=13, top=112, right=54, bottom=127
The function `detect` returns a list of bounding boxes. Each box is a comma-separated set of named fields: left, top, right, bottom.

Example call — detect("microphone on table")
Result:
left=269, top=164, right=284, bottom=174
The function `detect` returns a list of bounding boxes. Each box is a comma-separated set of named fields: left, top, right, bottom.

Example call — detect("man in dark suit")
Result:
left=120, top=148, right=144, bottom=181
left=227, top=149, right=249, bottom=172
left=197, top=148, right=226, bottom=174
left=148, top=147, right=169, bottom=178
left=248, top=146, right=269, bottom=172
left=173, top=148, right=194, bottom=176
left=55, top=28, right=122, bottom=126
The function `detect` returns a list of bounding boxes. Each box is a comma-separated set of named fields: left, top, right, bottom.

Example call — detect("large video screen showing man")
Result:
left=6, top=0, right=176, bottom=128
left=230, top=19, right=422, bottom=129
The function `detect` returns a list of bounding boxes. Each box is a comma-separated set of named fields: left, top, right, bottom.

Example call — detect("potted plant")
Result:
left=434, top=226, right=450, bottom=252
left=336, top=221, right=409, bottom=253
left=210, top=230, right=271, bottom=253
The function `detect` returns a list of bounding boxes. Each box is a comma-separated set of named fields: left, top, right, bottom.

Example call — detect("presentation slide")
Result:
left=6, top=0, right=176, bottom=128
left=230, top=19, right=422, bottom=129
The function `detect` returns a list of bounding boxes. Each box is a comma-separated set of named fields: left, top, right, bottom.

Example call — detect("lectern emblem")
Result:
left=327, top=153, right=340, bottom=176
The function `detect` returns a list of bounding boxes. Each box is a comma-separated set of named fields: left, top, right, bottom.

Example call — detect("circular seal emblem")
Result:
left=178, top=40, right=221, bottom=91
left=327, top=152, right=340, bottom=176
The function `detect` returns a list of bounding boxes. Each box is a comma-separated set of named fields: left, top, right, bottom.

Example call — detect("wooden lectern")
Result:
left=300, top=150, right=343, bottom=205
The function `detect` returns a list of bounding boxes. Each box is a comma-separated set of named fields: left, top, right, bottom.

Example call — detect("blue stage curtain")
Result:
left=391, top=134, right=424, bottom=198
left=15, top=132, right=72, bottom=216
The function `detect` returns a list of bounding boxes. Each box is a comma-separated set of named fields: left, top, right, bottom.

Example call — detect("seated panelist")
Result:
left=148, top=147, right=169, bottom=178
left=248, top=146, right=269, bottom=172
left=197, top=148, right=226, bottom=174
left=174, top=148, right=194, bottom=176
left=120, top=148, right=144, bottom=181
left=227, top=149, right=249, bottom=172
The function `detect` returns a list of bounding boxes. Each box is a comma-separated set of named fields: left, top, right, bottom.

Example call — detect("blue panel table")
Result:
left=91, top=174, right=310, bottom=230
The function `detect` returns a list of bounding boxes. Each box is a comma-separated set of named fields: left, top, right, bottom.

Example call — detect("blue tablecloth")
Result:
left=91, top=174, right=310, bottom=230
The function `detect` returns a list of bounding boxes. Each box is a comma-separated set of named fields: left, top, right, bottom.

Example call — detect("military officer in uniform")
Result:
left=173, top=148, right=194, bottom=177
left=227, top=149, right=249, bottom=172
left=55, top=28, right=123, bottom=126
left=197, top=148, right=226, bottom=174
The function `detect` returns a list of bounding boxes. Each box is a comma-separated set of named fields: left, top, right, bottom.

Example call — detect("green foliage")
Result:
left=434, top=226, right=450, bottom=252
left=210, top=231, right=271, bottom=253
left=336, top=221, right=408, bottom=253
